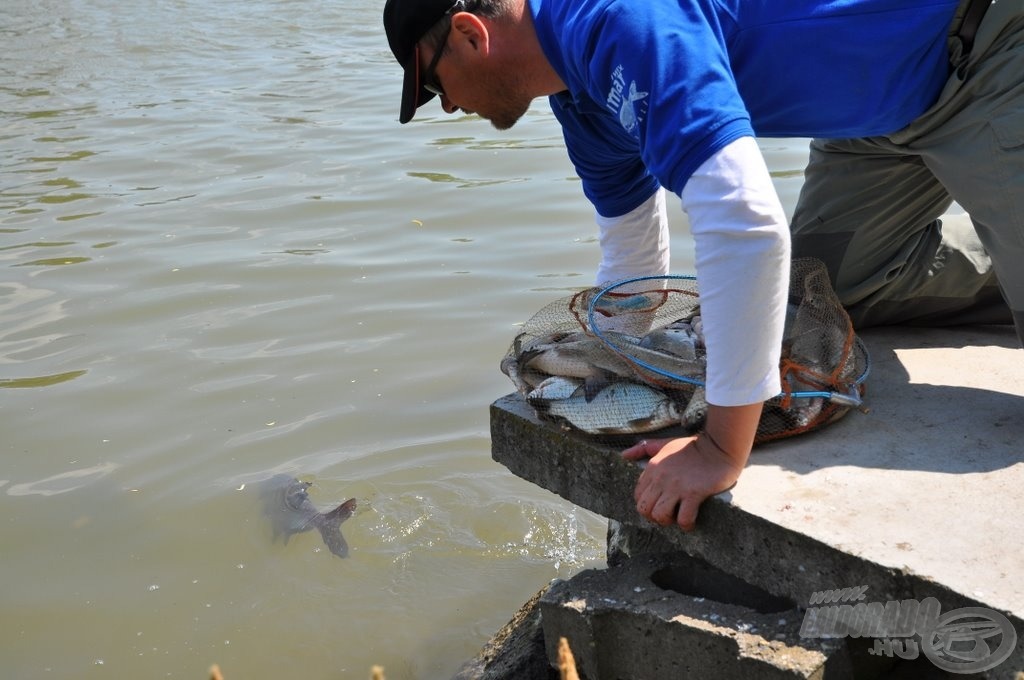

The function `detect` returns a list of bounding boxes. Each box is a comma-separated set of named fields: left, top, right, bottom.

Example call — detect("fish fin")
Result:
left=499, top=355, right=517, bottom=378
left=315, top=498, right=356, bottom=557
left=325, top=498, right=357, bottom=522
left=616, top=417, right=651, bottom=433
left=518, top=334, right=574, bottom=373
left=317, top=524, right=350, bottom=558
left=517, top=347, right=542, bottom=371
left=582, top=376, right=609, bottom=402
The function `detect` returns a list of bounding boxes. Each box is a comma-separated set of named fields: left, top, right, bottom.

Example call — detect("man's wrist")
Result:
left=702, top=401, right=762, bottom=465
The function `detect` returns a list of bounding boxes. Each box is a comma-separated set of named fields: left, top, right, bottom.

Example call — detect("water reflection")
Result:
left=432, top=135, right=565, bottom=150
left=29, top=149, right=96, bottom=162
left=0, top=369, right=87, bottom=388
left=6, top=461, right=118, bottom=496
left=56, top=212, right=103, bottom=221
left=15, top=256, right=91, bottom=267
left=0, top=240, right=76, bottom=251
left=407, top=171, right=528, bottom=188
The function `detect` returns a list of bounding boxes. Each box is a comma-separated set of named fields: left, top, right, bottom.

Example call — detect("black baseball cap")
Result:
left=383, top=0, right=462, bottom=123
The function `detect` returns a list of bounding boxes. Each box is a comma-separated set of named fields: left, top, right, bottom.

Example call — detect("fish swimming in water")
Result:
left=260, top=474, right=357, bottom=558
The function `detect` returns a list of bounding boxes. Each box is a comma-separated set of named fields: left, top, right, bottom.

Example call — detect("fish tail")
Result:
left=316, top=504, right=355, bottom=558
left=325, top=498, right=357, bottom=523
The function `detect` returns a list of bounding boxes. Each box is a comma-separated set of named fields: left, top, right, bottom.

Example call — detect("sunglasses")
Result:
left=421, top=0, right=466, bottom=98
left=422, top=26, right=451, bottom=97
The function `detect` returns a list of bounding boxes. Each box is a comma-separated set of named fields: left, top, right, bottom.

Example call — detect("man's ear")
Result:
left=450, top=12, right=489, bottom=54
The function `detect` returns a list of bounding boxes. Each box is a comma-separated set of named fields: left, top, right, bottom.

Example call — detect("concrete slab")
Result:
left=490, top=325, right=1024, bottom=677
left=540, top=552, right=859, bottom=680
left=738, top=326, right=1024, bottom=618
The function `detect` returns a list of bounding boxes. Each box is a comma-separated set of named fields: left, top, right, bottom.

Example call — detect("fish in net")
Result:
left=500, top=258, right=869, bottom=443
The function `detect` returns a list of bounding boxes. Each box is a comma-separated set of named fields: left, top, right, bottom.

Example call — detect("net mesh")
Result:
left=500, top=258, right=869, bottom=443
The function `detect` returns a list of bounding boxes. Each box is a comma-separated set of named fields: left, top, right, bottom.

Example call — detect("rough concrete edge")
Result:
left=538, top=553, right=852, bottom=679
left=490, top=395, right=909, bottom=602
left=451, top=584, right=556, bottom=680
left=490, top=393, right=1024, bottom=680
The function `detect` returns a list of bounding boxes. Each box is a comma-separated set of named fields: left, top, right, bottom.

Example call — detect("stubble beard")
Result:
left=479, top=70, right=533, bottom=131
left=488, top=100, right=531, bottom=130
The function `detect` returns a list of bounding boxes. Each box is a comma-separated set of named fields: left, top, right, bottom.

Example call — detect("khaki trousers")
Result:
left=791, top=0, right=1024, bottom=343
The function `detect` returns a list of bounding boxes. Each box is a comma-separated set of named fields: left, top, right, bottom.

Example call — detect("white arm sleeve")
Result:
left=594, top=188, right=671, bottom=285
left=681, top=136, right=791, bottom=407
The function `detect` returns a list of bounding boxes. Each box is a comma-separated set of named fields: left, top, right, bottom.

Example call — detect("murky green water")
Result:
left=0, top=1, right=811, bottom=677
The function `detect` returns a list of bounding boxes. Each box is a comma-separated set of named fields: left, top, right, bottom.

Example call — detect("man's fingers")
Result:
left=629, top=437, right=711, bottom=529
left=622, top=439, right=651, bottom=460
left=635, top=483, right=659, bottom=516
left=634, top=472, right=648, bottom=503
left=636, top=489, right=700, bottom=530
left=675, top=497, right=699, bottom=532
left=632, top=456, right=660, bottom=503
left=650, top=494, right=680, bottom=526
left=622, top=437, right=671, bottom=461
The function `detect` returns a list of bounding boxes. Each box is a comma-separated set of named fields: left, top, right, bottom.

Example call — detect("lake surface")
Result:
left=0, top=1, right=811, bottom=677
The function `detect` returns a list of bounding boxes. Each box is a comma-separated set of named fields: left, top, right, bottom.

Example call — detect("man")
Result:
left=383, top=0, right=1022, bottom=530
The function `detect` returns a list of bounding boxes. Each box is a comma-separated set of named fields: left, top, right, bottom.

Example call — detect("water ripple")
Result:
left=6, top=461, right=118, bottom=497
left=0, top=369, right=86, bottom=388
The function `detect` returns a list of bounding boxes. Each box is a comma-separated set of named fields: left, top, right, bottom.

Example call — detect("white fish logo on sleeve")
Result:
left=619, top=81, right=649, bottom=132
left=605, top=64, right=649, bottom=134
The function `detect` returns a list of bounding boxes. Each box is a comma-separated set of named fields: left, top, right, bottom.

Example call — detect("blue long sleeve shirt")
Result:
left=528, top=0, right=960, bottom=216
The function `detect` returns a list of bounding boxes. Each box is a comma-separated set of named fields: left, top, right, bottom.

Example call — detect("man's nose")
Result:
left=440, top=95, right=460, bottom=114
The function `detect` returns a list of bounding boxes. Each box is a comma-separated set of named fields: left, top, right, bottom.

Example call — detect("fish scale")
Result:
left=528, top=375, right=686, bottom=435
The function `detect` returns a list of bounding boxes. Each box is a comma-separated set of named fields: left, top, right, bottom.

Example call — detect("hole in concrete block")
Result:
left=650, top=554, right=795, bottom=614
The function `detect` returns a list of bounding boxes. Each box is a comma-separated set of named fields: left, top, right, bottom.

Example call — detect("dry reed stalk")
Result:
left=557, top=637, right=580, bottom=680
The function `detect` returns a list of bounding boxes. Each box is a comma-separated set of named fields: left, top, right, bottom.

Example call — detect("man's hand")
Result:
left=621, top=401, right=762, bottom=530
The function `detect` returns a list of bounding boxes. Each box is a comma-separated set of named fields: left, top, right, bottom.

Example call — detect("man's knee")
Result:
left=790, top=227, right=851, bottom=290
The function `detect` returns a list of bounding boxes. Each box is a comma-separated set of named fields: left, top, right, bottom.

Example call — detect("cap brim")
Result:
left=399, top=44, right=437, bottom=124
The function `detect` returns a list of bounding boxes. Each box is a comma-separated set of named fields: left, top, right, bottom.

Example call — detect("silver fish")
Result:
left=527, top=374, right=586, bottom=401
left=639, top=325, right=702, bottom=359
left=260, top=474, right=357, bottom=558
left=680, top=385, right=708, bottom=430
left=786, top=284, right=848, bottom=374
left=518, top=333, right=638, bottom=400
left=602, top=330, right=706, bottom=385
left=776, top=290, right=861, bottom=430
left=789, top=395, right=825, bottom=429
left=528, top=376, right=683, bottom=435
left=500, top=353, right=541, bottom=395
left=501, top=330, right=586, bottom=395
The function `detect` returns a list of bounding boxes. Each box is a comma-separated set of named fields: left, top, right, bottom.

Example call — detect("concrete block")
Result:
left=540, top=552, right=855, bottom=680
left=491, top=391, right=913, bottom=613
